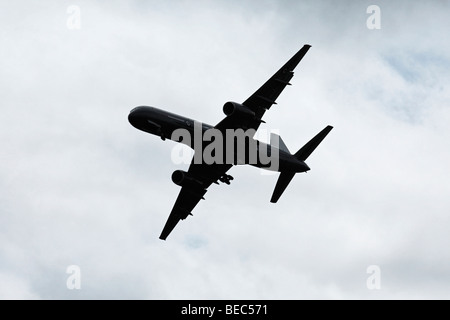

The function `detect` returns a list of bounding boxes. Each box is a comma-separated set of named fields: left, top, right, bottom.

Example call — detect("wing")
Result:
left=159, top=160, right=232, bottom=240
left=215, top=44, right=311, bottom=132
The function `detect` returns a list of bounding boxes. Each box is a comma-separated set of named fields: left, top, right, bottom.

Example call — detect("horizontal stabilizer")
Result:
left=295, top=125, right=333, bottom=161
left=270, top=171, right=296, bottom=203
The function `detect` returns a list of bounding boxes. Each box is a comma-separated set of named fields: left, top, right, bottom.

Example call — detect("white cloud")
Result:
left=1, top=0, right=450, bottom=299
left=0, top=272, right=39, bottom=300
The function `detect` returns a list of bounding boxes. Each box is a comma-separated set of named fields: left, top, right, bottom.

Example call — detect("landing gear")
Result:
left=219, top=174, right=234, bottom=185
left=157, top=129, right=166, bottom=141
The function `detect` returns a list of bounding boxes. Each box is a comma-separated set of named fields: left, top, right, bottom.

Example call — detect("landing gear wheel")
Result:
left=158, top=129, right=166, bottom=141
left=219, top=174, right=234, bottom=185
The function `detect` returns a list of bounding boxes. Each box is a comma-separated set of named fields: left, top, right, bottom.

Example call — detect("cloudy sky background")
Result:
left=1, top=0, right=450, bottom=299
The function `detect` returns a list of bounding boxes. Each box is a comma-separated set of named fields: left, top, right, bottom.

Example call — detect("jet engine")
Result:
left=172, top=170, right=198, bottom=187
left=223, top=101, right=256, bottom=119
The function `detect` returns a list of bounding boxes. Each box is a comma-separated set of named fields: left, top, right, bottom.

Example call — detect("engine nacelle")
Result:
left=223, top=101, right=256, bottom=119
left=171, top=170, right=207, bottom=200
left=172, top=170, right=197, bottom=187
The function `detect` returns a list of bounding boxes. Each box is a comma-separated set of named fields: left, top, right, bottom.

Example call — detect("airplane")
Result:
left=128, top=44, right=333, bottom=240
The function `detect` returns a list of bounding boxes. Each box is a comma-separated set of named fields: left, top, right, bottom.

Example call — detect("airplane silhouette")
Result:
left=129, top=44, right=333, bottom=240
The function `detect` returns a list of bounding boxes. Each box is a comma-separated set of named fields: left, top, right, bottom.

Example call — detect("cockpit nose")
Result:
left=128, top=106, right=156, bottom=131
left=128, top=109, right=138, bottom=126
left=128, top=106, right=147, bottom=128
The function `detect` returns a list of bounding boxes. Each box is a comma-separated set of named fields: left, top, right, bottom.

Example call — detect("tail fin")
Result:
left=270, top=125, right=333, bottom=203
left=270, top=133, right=290, bottom=153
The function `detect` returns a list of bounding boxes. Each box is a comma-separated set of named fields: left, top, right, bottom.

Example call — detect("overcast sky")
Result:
left=1, top=0, right=450, bottom=299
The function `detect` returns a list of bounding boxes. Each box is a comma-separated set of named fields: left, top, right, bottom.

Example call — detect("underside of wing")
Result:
left=215, top=44, right=311, bottom=132
left=160, top=160, right=233, bottom=240
left=244, top=44, right=311, bottom=114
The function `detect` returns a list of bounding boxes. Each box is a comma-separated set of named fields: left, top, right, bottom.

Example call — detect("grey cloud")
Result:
left=1, top=0, right=450, bottom=299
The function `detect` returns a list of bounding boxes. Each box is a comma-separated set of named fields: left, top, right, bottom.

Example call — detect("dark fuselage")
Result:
left=128, top=106, right=310, bottom=173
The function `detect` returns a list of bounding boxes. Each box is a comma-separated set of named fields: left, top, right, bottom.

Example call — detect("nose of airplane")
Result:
left=129, top=106, right=150, bottom=124
left=128, top=109, right=137, bottom=124
left=128, top=106, right=147, bottom=129
left=128, top=106, right=157, bottom=132
left=128, top=111, right=138, bottom=129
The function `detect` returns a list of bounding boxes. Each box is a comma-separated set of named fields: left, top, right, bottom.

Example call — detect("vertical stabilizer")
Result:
left=270, top=133, right=291, bottom=153
left=270, top=125, right=333, bottom=203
